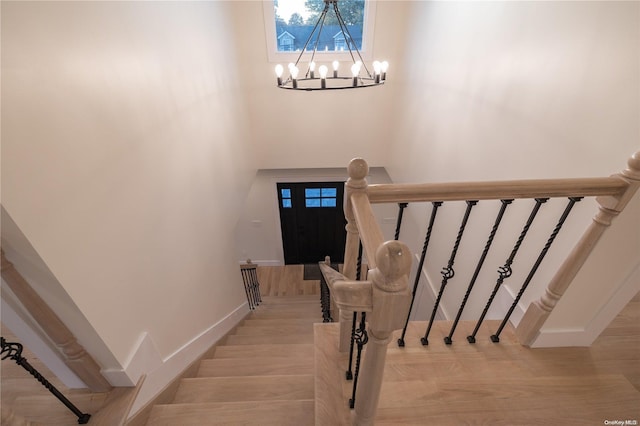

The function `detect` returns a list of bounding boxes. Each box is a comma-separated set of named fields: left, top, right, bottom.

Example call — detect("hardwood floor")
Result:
left=316, top=291, right=640, bottom=425
left=3, top=267, right=637, bottom=425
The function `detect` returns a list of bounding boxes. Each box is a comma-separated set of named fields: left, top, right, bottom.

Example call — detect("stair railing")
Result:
left=1, top=249, right=112, bottom=392
left=327, top=152, right=639, bottom=425
left=239, top=259, right=262, bottom=310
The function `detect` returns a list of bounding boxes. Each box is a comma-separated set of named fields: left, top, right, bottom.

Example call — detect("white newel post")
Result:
left=340, top=158, right=369, bottom=352
left=354, top=240, right=412, bottom=426
left=516, top=151, right=640, bottom=345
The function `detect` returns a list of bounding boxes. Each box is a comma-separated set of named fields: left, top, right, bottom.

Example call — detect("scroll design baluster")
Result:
left=346, top=242, right=364, bottom=380
left=398, top=201, right=442, bottom=347
left=492, top=197, right=583, bottom=342
left=445, top=199, right=512, bottom=344
left=348, top=312, right=368, bottom=409
left=421, top=200, right=478, bottom=345
left=1, top=337, right=92, bottom=424
left=468, top=198, right=548, bottom=343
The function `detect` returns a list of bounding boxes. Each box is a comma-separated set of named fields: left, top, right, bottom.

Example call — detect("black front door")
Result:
left=277, top=182, right=347, bottom=264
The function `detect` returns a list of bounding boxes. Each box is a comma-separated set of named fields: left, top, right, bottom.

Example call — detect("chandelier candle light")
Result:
left=274, top=0, right=388, bottom=91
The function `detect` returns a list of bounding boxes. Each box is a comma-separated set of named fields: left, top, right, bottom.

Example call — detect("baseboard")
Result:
left=531, top=261, right=640, bottom=348
left=112, top=301, right=250, bottom=419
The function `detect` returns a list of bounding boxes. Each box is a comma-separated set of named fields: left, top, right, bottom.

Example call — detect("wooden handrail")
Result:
left=366, top=176, right=628, bottom=204
left=350, top=192, right=384, bottom=270
left=1, top=249, right=112, bottom=392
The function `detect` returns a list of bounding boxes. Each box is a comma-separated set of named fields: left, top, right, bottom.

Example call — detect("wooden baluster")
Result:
left=516, top=151, right=640, bottom=345
left=1, top=250, right=112, bottom=392
left=340, top=158, right=369, bottom=352
left=354, top=240, right=412, bottom=426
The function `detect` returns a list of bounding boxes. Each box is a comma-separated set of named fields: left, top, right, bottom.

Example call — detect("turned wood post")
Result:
left=354, top=240, right=412, bottom=426
left=516, top=151, right=640, bottom=345
left=1, top=250, right=112, bottom=392
left=340, top=158, right=369, bottom=352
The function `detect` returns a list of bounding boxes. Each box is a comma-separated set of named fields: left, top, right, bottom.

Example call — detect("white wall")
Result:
left=385, top=1, right=639, bottom=342
left=1, top=0, right=255, bottom=403
left=230, top=0, right=410, bottom=169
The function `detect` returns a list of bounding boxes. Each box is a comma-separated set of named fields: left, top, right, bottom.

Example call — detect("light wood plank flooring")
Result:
left=316, top=291, right=640, bottom=425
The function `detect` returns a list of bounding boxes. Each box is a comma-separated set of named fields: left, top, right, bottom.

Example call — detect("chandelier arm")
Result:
left=293, top=2, right=330, bottom=74
left=332, top=2, right=373, bottom=78
left=306, top=10, right=329, bottom=77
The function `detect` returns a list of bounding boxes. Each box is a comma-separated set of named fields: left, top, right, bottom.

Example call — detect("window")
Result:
left=263, top=0, right=377, bottom=63
left=305, top=187, right=337, bottom=208
left=281, top=188, right=292, bottom=208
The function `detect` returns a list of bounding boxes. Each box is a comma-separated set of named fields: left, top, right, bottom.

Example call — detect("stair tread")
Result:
left=234, top=324, right=314, bottom=335
left=173, top=374, right=314, bottom=403
left=198, top=356, right=313, bottom=377
left=147, top=399, right=314, bottom=425
left=243, top=318, right=320, bottom=326
left=10, top=393, right=108, bottom=424
left=249, top=310, right=321, bottom=320
left=225, top=333, right=313, bottom=345
left=214, top=343, right=314, bottom=359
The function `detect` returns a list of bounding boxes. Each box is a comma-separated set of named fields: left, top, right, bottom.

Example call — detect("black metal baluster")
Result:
left=394, top=203, right=409, bottom=241
left=346, top=242, right=364, bottom=380
left=241, top=269, right=254, bottom=310
left=491, top=197, right=583, bottom=342
left=320, top=273, right=333, bottom=322
left=421, top=200, right=478, bottom=345
left=348, top=312, right=368, bottom=409
left=1, top=337, right=91, bottom=424
left=468, top=198, right=548, bottom=343
left=398, top=201, right=442, bottom=347
left=445, top=200, right=512, bottom=344
left=250, top=268, right=261, bottom=307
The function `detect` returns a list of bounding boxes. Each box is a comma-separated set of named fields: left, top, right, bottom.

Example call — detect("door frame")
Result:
left=269, top=174, right=348, bottom=265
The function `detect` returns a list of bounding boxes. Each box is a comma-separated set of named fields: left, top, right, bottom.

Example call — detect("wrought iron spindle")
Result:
left=491, top=197, right=583, bottom=342
left=346, top=241, right=364, bottom=380
left=249, top=267, right=262, bottom=307
left=1, top=337, right=92, bottom=424
left=320, top=272, right=333, bottom=322
left=241, top=269, right=255, bottom=310
left=398, top=201, right=442, bottom=347
left=445, top=200, right=512, bottom=344
left=348, top=312, right=368, bottom=409
left=394, top=203, right=409, bottom=241
left=421, top=200, right=478, bottom=345
left=468, top=198, right=548, bottom=343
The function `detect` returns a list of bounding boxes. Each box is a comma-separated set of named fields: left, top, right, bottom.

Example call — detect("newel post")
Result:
left=354, top=240, right=412, bottom=426
left=516, top=151, right=640, bottom=345
left=339, top=158, right=369, bottom=352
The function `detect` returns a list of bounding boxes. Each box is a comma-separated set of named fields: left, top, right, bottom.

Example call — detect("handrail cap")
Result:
left=348, top=158, right=369, bottom=180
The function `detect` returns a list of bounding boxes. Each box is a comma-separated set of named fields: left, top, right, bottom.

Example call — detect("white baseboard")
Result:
left=102, top=302, right=251, bottom=416
left=532, top=261, right=640, bottom=348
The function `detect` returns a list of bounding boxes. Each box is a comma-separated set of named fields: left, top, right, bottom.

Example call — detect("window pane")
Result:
left=305, top=188, right=321, bottom=198
left=321, top=188, right=337, bottom=197
left=306, top=198, right=321, bottom=208
left=282, top=199, right=292, bottom=208
left=273, top=0, right=365, bottom=53
left=321, top=198, right=337, bottom=207
left=281, top=188, right=291, bottom=198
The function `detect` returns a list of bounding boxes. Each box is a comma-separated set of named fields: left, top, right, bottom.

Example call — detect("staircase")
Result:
left=145, top=294, right=321, bottom=425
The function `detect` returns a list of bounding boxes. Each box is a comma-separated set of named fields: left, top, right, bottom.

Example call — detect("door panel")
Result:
left=277, top=182, right=346, bottom=264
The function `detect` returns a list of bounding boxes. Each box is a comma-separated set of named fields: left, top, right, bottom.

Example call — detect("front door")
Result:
left=277, top=182, right=347, bottom=264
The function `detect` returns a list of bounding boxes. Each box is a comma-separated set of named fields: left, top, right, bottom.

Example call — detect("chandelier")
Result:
left=274, top=0, right=388, bottom=91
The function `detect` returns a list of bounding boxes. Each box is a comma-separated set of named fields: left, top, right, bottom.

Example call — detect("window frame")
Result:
left=262, top=0, right=377, bottom=63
